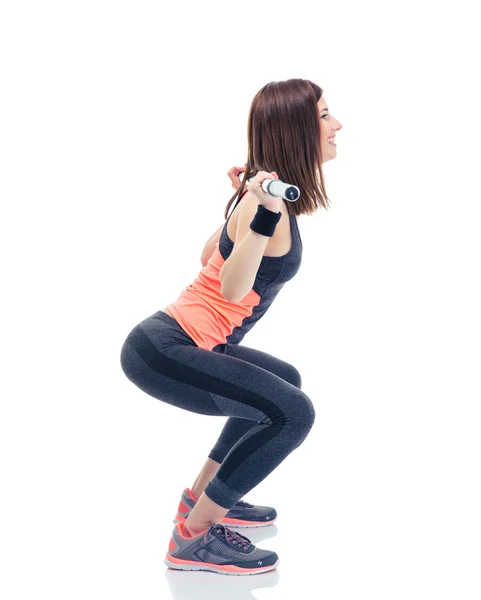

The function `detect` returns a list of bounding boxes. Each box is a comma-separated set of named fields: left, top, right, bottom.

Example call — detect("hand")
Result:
left=227, top=163, right=247, bottom=191
left=245, top=170, right=282, bottom=213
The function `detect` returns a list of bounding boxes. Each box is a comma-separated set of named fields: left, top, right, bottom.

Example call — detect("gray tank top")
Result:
left=215, top=190, right=303, bottom=349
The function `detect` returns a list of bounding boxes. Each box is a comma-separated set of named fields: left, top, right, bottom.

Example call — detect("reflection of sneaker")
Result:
left=173, top=488, right=277, bottom=529
left=164, top=520, right=279, bottom=575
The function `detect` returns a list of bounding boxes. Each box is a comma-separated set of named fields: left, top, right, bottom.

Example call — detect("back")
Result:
left=164, top=190, right=303, bottom=352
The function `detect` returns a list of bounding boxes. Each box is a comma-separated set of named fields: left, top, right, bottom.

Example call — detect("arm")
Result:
left=219, top=192, right=275, bottom=303
left=201, top=223, right=224, bottom=267
left=200, top=163, right=247, bottom=267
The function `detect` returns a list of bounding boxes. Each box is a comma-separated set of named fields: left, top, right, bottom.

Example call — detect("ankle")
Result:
left=183, top=520, right=210, bottom=539
left=190, top=487, right=203, bottom=501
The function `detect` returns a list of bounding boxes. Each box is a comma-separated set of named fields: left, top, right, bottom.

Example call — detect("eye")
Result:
left=321, top=113, right=328, bottom=119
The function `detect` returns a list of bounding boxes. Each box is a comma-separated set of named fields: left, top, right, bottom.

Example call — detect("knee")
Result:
left=288, top=392, right=316, bottom=446
left=298, top=393, right=316, bottom=430
left=273, top=391, right=315, bottom=434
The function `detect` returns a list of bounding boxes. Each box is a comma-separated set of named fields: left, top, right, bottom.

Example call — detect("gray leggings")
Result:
left=119, top=310, right=316, bottom=510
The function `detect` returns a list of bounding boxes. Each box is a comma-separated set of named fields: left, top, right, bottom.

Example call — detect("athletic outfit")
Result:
left=120, top=190, right=315, bottom=514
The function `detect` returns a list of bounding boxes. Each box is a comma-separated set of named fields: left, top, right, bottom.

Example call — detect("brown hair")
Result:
left=224, top=78, right=330, bottom=220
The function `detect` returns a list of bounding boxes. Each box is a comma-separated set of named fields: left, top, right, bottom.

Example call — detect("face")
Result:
left=317, top=97, right=342, bottom=163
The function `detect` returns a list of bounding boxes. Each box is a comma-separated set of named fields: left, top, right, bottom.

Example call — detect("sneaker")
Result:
left=173, top=488, right=277, bottom=529
left=164, top=520, right=279, bottom=575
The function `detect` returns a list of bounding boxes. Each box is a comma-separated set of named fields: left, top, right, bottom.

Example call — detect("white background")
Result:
left=1, top=1, right=480, bottom=598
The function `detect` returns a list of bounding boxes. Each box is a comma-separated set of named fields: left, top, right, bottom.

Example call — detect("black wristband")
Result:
left=249, top=205, right=282, bottom=237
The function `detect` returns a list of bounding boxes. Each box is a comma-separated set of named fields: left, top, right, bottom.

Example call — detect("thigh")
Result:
left=120, top=320, right=307, bottom=425
left=223, top=343, right=302, bottom=389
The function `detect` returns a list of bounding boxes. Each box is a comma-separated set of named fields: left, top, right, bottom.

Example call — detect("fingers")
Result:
left=227, top=165, right=246, bottom=174
left=227, top=164, right=247, bottom=190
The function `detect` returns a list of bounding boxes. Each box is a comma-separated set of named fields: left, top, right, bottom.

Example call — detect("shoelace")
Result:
left=204, top=521, right=252, bottom=551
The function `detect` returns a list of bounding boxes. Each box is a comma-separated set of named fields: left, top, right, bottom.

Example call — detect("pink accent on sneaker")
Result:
left=164, top=553, right=271, bottom=574
left=222, top=516, right=272, bottom=525
left=186, top=488, right=199, bottom=502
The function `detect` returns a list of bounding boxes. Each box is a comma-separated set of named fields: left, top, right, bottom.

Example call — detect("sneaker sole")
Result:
left=164, top=554, right=279, bottom=575
left=173, top=514, right=277, bottom=529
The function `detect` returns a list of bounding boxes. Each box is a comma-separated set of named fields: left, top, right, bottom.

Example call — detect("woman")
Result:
left=120, top=78, right=342, bottom=575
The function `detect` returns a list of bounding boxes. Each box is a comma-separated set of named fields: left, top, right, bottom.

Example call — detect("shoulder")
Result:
left=227, top=191, right=291, bottom=256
